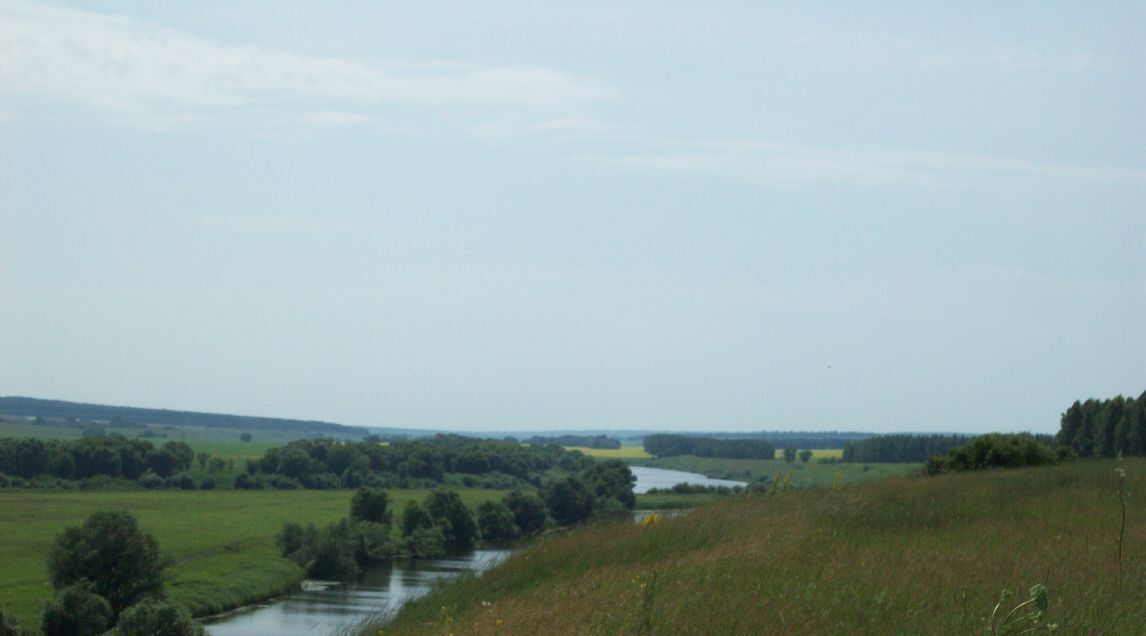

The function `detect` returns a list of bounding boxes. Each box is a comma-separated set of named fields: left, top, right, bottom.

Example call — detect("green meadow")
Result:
left=0, top=488, right=508, bottom=633
left=373, top=458, right=1146, bottom=635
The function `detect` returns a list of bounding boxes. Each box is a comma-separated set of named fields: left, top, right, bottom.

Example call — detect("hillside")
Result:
left=0, top=396, right=367, bottom=436
left=375, top=459, right=1145, bottom=635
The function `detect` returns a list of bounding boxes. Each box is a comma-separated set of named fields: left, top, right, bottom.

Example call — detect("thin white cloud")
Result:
left=0, top=0, right=609, bottom=127
left=594, top=140, right=1146, bottom=191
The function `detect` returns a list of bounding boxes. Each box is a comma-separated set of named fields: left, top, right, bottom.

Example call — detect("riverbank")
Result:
left=0, top=489, right=508, bottom=632
left=369, top=459, right=1146, bottom=635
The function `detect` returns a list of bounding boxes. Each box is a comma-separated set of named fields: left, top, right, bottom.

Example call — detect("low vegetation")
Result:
left=371, top=458, right=1145, bottom=635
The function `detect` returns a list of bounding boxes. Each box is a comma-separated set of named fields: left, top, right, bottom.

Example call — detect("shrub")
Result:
left=198, top=476, right=216, bottom=490
left=111, top=599, right=205, bottom=636
left=948, top=434, right=1056, bottom=471
left=425, top=490, right=478, bottom=552
left=138, top=471, right=165, bottom=489
left=503, top=490, right=548, bottom=537
left=401, top=500, right=434, bottom=538
left=350, top=488, right=393, bottom=525
left=400, top=524, right=447, bottom=558
left=47, top=511, right=165, bottom=616
left=41, top=585, right=112, bottom=636
left=545, top=476, right=594, bottom=526
left=477, top=501, right=518, bottom=543
left=0, top=606, right=23, bottom=636
left=233, top=473, right=264, bottom=489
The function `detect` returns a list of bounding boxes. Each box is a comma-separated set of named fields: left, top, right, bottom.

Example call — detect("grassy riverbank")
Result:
left=0, top=489, right=507, bottom=632
left=373, top=459, right=1146, bottom=635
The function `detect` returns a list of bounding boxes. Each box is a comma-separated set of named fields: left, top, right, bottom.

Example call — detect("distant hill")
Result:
left=0, top=396, right=368, bottom=436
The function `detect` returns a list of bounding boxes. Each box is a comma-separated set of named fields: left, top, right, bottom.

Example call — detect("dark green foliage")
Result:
left=350, top=487, right=393, bottom=524
left=1057, top=392, right=1146, bottom=458
left=111, top=599, right=205, bottom=636
left=240, top=432, right=253, bottom=442
left=47, top=510, right=164, bottom=616
left=476, top=501, right=518, bottom=543
left=425, top=490, right=478, bottom=552
left=925, top=434, right=1056, bottom=473
left=643, top=434, right=775, bottom=459
left=0, top=607, right=23, bottom=636
left=400, top=500, right=434, bottom=538
left=400, top=524, right=447, bottom=558
left=843, top=433, right=972, bottom=463
left=545, top=476, right=594, bottom=526
left=277, top=518, right=395, bottom=579
left=246, top=434, right=594, bottom=489
left=502, top=490, right=548, bottom=537
left=797, top=450, right=813, bottom=463
left=581, top=459, right=636, bottom=511
left=41, top=585, right=112, bottom=636
left=782, top=448, right=797, bottom=463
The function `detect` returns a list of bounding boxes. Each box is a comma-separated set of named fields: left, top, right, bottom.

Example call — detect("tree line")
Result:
left=0, top=436, right=210, bottom=485
left=643, top=434, right=775, bottom=459
left=524, top=434, right=621, bottom=449
left=1056, top=392, right=1146, bottom=458
left=841, top=434, right=972, bottom=463
left=240, top=434, right=596, bottom=490
left=278, top=460, right=637, bottom=579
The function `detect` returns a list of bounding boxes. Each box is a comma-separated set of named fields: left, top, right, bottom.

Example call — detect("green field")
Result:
left=374, top=458, right=1146, bottom=635
left=0, top=421, right=293, bottom=461
left=629, top=454, right=918, bottom=488
left=0, top=488, right=508, bottom=633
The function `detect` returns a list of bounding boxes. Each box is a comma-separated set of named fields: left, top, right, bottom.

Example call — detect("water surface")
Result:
left=204, top=550, right=509, bottom=636
left=629, top=465, right=747, bottom=494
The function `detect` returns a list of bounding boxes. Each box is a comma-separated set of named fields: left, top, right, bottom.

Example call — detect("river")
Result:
left=204, top=466, right=742, bottom=635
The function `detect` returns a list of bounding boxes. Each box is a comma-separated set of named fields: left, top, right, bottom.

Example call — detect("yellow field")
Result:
left=563, top=445, right=652, bottom=459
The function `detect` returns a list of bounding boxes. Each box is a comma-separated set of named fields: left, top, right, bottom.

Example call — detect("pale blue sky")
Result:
left=1, top=1, right=1143, bottom=432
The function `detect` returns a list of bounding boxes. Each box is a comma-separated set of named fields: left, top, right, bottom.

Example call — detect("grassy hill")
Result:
left=0, top=396, right=367, bottom=436
left=373, top=459, right=1144, bottom=635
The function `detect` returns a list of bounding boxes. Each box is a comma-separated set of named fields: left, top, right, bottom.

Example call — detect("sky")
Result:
left=0, top=1, right=1143, bottom=434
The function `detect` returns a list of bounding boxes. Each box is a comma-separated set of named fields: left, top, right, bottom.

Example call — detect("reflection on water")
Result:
left=204, top=550, right=510, bottom=636
left=629, top=466, right=747, bottom=494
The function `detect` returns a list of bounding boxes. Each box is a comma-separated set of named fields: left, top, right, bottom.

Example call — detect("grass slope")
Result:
left=375, top=459, right=1145, bottom=635
left=0, top=489, right=507, bottom=632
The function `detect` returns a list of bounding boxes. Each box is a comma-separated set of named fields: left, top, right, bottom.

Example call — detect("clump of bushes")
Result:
left=925, top=433, right=1057, bottom=475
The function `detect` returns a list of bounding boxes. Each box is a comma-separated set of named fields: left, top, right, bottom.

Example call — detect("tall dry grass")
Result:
left=372, top=459, right=1145, bottom=635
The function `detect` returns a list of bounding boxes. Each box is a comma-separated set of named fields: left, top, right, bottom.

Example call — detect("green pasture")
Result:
left=0, top=488, right=507, bottom=633
left=563, top=445, right=653, bottom=460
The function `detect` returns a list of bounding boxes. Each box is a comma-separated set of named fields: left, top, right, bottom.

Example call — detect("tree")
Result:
left=400, top=500, right=434, bottom=538
left=797, top=450, right=813, bottom=463
left=476, top=501, right=518, bottom=543
left=545, top=476, right=594, bottom=526
left=581, top=459, right=636, bottom=511
left=349, top=488, right=393, bottom=525
left=425, top=490, right=478, bottom=552
left=503, top=490, right=547, bottom=536
left=240, top=433, right=253, bottom=442
left=41, top=585, right=112, bottom=636
left=782, top=448, right=797, bottom=463
left=47, top=511, right=164, bottom=616
left=111, top=600, right=205, bottom=636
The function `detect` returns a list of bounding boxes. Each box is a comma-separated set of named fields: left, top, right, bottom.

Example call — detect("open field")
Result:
left=374, top=458, right=1146, bottom=635
left=0, top=488, right=508, bottom=633
left=563, top=445, right=652, bottom=460
left=628, top=454, right=918, bottom=488
left=774, top=447, right=844, bottom=459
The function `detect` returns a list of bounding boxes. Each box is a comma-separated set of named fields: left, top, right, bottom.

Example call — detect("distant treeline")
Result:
left=842, top=434, right=972, bottom=463
left=644, top=434, right=775, bottom=459
left=1057, top=392, right=1146, bottom=458
left=0, top=436, right=205, bottom=484
left=524, top=435, right=621, bottom=449
left=0, top=396, right=364, bottom=435
left=242, top=434, right=595, bottom=490
left=699, top=431, right=872, bottom=449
